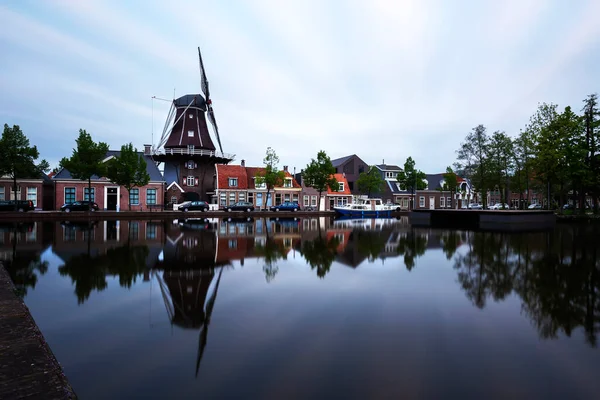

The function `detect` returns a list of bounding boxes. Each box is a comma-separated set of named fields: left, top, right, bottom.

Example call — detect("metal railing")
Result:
left=153, top=148, right=235, bottom=159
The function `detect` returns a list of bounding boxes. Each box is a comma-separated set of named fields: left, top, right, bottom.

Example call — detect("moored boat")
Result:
left=333, top=198, right=396, bottom=217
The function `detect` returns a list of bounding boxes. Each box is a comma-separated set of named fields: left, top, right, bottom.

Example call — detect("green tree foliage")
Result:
left=456, top=124, right=490, bottom=208
left=396, top=157, right=427, bottom=209
left=303, top=150, right=338, bottom=211
left=301, top=235, right=340, bottom=278
left=106, top=143, right=150, bottom=210
left=396, top=230, right=428, bottom=270
left=356, top=166, right=385, bottom=197
left=255, top=147, right=285, bottom=209
left=442, top=166, right=459, bottom=209
left=487, top=131, right=514, bottom=206
left=582, top=93, right=600, bottom=212
left=512, top=129, right=536, bottom=209
left=0, top=124, right=49, bottom=209
left=60, top=129, right=109, bottom=211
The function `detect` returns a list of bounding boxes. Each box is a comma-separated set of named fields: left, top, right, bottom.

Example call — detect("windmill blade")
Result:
left=207, top=105, right=224, bottom=154
left=195, top=268, right=223, bottom=377
left=198, top=47, right=210, bottom=101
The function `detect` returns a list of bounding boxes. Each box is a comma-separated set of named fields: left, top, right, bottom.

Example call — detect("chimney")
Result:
left=241, top=159, right=245, bottom=167
left=382, top=159, right=385, bottom=165
left=144, top=144, right=152, bottom=155
left=283, top=165, right=288, bottom=172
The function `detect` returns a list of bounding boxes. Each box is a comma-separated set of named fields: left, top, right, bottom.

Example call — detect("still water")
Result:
left=2, top=217, right=599, bottom=399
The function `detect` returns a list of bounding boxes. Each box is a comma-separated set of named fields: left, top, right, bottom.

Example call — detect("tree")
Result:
left=303, top=150, right=338, bottom=211
left=582, top=93, right=600, bottom=212
left=443, top=166, right=459, bottom=209
left=356, top=166, right=385, bottom=197
left=0, top=124, right=49, bottom=210
left=487, top=131, right=514, bottom=207
left=396, top=157, right=427, bottom=209
left=106, top=143, right=150, bottom=210
left=512, top=130, right=536, bottom=209
left=60, top=129, right=109, bottom=211
left=255, top=147, right=285, bottom=209
left=456, top=124, right=490, bottom=208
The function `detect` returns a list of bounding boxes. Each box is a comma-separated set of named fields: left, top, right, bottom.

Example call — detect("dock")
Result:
left=0, top=263, right=76, bottom=399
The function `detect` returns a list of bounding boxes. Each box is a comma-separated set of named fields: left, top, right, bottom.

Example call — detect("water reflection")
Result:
left=3, top=217, right=600, bottom=352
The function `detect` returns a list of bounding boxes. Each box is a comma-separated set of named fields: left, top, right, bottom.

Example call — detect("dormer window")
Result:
left=229, top=178, right=238, bottom=187
left=188, top=130, right=194, bottom=137
left=385, top=172, right=395, bottom=179
left=284, top=178, right=292, bottom=188
left=187, top=145, right=195, bottom=154
left=338, top=182, right=344, bottom=191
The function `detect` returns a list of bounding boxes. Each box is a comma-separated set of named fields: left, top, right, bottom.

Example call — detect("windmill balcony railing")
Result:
left=153, top=148, right=235, bottom=159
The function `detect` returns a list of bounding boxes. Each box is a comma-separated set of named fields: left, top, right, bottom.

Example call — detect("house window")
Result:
left=254, top=178, right=266, bottom=189
left=171, top=196, right=177, bottom=205
left=26, top=187, right=37, bottom=207
left=84, top=187, right=95, bottom=202
left=447, top=197, right=451, bottom=207
left=63, top=226, right=76, bottom=242
left=229, top=192, right=236, bottom=205
left=130, top=188, right=140, bottom=205
left=0, top=186, right=4, bottom=200
left=187, top=145, right=195, bottom=154
left=146, top=188, right=157, bottom=205
left=65, top=187, right=75, bottom=204
left=229, top=178, right=238, bottom=187
left=337, top=197, right=348, bottom=206
left=338, top=182, right=344, bottom=191
left=440, top=197, right=445, bottom=208
left=129, top=222, right=139, bottom=240
left=275, top=193, right=282, bottom=205
left=187, top=176, right=195, bottom=186
left=419, top=196, right=425, bottom=207
left=292, top=194, right=299, bottom=202
left=386, top=172, right=394, bottom=178
left=311, top=196, right=317, bottom=206
left=9, top=186, right=21, bottom=200
left=284, top=178, right=292, bottom=188
left=238, top=192, right=246, bottom=201
left=220, top=193, right=226, bottom=206
left=247, top=192, right=254, bottom=205
left=303, top=195, right=309, bottom=206
left=188, top=130, right=194, bottom=137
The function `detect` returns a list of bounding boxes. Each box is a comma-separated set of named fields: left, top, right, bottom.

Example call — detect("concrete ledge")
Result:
left=409, top=209, right=556, bottom=231
left=0, top=263, right=77, bottom=399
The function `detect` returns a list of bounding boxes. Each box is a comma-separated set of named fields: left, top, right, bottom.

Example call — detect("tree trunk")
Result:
left=265, top=189, right=271, bottom=211
left=317, top=191, right=322, bottom=211
left=127, top=187, right=131, bottom=211
left=12, top=174, right=18, bottom=211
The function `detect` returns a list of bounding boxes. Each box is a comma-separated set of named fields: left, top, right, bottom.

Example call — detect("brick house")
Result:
left=414, top=173, right=463, bottom=210
left=296, top=173, right=352, bottom=211
left=373, top=163, right=409, bottom=206
left=0, top=172, right=55, bottom=210
left=331, top=154, right=369, bottom=194
left=53, top=150, right=165, bottom=210
left=214, top=161, right=301, bottom=209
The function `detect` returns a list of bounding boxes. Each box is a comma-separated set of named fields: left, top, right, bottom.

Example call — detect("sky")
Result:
left=1, top=0, right=599, bottom=174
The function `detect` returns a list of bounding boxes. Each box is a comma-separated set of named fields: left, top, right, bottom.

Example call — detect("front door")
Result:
left=329, top=198, right=335, bottom=210
left=106, top=187, right=118, bottom=210
left=429, top=196, right=435, bottom=210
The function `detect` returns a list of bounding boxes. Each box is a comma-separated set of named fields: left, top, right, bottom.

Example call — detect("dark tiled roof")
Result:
left=375, top=164, right=402, bottom=171
left=331, top=155, right=355, bottom=167
left=53, top=150, right=164, bottom=182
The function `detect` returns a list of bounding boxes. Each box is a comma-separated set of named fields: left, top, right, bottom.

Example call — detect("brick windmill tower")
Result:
left=153, top=47, right=235, bottom=206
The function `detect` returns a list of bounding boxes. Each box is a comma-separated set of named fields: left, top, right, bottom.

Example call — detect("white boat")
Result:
left=333, top=198, right=397, bottom=217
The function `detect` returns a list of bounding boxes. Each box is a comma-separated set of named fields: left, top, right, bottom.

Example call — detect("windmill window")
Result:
left=189, top=114, right=193, bottom=119
left=187, top=176, right=195, bottom=186
left=187, top=161, right=195, bottom=169
left=188, top=130, right=194, bottom=137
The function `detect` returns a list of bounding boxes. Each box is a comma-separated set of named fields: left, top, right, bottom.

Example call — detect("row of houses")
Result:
left=1, top=149, right=543, bottom=211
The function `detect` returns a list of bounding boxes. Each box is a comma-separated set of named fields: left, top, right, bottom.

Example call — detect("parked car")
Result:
left=60, top=201, right=100, bottom=212
left=489, top=203, right=510, bottom=210
left=467, top=203, right=483, bottom=209
left=528, top=203, right=542, bottom=210
left=270, top=201, right=301, bottom=212
left=222, top=201, right=254, bottom=212
left=0, top=200, right=35, bottom=212
left=178, top=200, right=209, bottom=212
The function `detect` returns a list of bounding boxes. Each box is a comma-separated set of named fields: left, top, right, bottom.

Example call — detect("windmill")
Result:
left=152, top=47, right=235, bottom=204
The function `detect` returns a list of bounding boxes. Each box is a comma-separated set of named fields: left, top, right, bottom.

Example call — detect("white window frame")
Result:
left=146, top=188, right=157, bottom=205
left=84, top=187, right=95, bottom=202
left=419, top=196, right=425, bottom=207
left=440, top=196, right=445, bottom=208
left=188, top=114, right=194, bottom=119
left=284, top=178, right=292, bottom=188
left=64, top=187, right=76, bottom=204
left=311, top=195, right=317, bottom=206
left=338, top=182, right=344, bottom=192
left=27, top=187, right=37, bottom=207
left=229, top=178, right=238, bottom=187
left=187, top=176, right=195, bottom=186
left=303, top=195, right=309, bottom=206
left=447, top=197, right=451, bottom=207
left=9, top=186, right=21, bottom=200
left=188, top=130, right=194, bottom=137
left=0, top=186, right=5, bottom=201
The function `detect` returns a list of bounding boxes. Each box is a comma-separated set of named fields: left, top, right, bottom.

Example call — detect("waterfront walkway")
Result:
left=0, top=264, right=76, bottom=399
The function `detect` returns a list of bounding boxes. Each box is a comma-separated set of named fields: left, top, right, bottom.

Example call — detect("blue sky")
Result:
left=1, top=0, right=599, bottom=174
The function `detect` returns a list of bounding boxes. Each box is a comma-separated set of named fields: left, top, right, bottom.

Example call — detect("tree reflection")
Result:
left=254, top=218, right=288, bottom=283
left=396, top=230, right=428, bottom=271
left=301, top=235, right=340, bottom=278
left=355, top=230, right=388, bottom=263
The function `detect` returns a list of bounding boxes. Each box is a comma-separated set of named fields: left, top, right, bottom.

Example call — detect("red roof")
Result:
left=327, top=173, right=351, bottom=195
left=217, top=164, right=300, bottom=190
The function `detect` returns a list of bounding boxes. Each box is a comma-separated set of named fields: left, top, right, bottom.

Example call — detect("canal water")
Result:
left=2, top=217, right=599, bottom=399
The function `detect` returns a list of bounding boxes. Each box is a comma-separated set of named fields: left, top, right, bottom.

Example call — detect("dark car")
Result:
left=0, top=200, right=35, bottom=212
left=223, top=201, right=254, bottom=212
left=60, top=201, right=100, bottom=212
left=179, top=200, right=210, bottom=212
left=270, top=201, right=301, bottom=212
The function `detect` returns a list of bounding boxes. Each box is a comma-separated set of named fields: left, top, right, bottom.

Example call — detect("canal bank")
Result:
left=0, top=263, right=77, bottom=399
